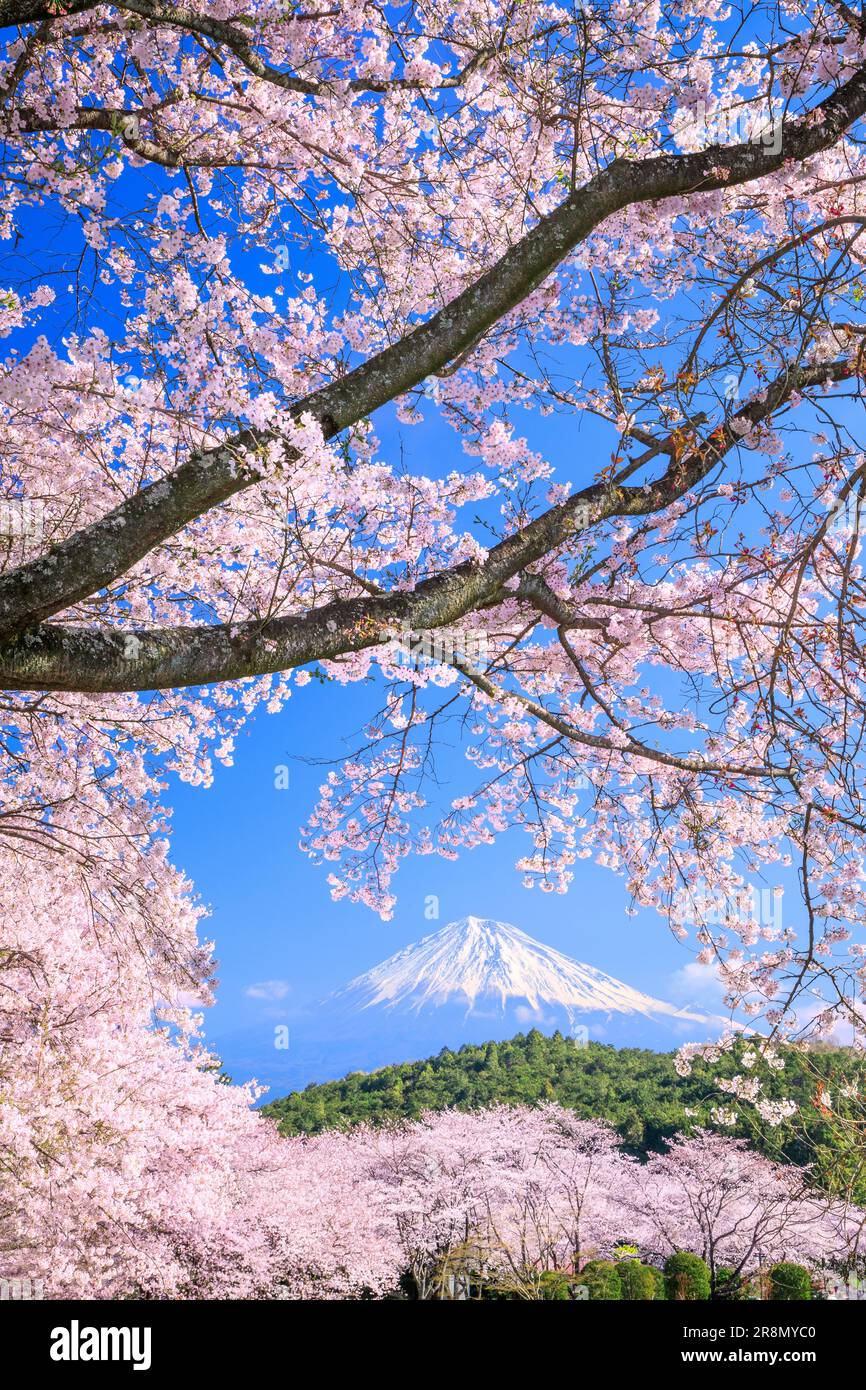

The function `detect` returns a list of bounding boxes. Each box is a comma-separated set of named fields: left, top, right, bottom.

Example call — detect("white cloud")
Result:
left=245, top=979, right=291, bottom=1001
left=173, top=989, right=208, bottom=1010
left=669, top=961, right=726, bottom=1005
left=795, top=994, right=865, bottom=1045
left=514, top=1004, right=557, bottom=1027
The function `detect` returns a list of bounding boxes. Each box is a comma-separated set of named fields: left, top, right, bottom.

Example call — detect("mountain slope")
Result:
left=263, top=1034, right=698, bottom=1142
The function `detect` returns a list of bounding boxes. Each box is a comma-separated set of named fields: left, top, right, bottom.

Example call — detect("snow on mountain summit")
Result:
left=330, top=915, right=709, bottom=1024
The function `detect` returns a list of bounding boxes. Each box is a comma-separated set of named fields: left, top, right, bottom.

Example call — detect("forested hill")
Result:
left=261, top=1032, right=865, bottom=1186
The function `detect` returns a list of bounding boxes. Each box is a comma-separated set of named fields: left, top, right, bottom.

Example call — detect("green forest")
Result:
left=263, top=1032, right=866, bottom=1196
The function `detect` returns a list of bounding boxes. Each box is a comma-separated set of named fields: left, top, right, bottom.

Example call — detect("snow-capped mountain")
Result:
left=218, top=916, right=722, bottom=1096
left=330, top=915, right=708, bottom=1027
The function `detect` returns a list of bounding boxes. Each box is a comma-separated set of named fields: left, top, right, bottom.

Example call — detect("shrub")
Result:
left=651, top=1266, right=667, bottom=1300
left=536, top=1270, right=572, bottom=1300
left=579, top=1259, right=622, bottom=1300
left=770, top=1263, right=812, bottom=1301
left=715, top=1266, right=747, bottom=1301
left=618, top=1260, right=657, bottom=1300
left=664, top=1252, right=711, bottom=1301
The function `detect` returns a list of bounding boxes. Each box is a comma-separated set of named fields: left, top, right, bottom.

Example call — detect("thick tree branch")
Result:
left=1, top=60, right=866, bottom=645
left=0, top=358, right=850, bottom=692
left=0, top=1, right=94, bottom=23
left=110, top=0, right=496, bottom=95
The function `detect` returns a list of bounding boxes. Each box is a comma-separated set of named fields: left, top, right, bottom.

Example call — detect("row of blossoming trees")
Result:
left=4, top=1025, right=861, bottom=1301
left=217, top=1107, right=866, bottom=1301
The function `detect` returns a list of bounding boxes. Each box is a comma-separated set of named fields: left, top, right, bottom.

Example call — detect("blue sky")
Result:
left=161, top=373, right=735, bottom=1088
left=8, top=201, right=801, bottom=1093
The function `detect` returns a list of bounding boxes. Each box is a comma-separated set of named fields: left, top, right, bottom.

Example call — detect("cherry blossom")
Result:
left=4, top=1, right=866, bottom=1291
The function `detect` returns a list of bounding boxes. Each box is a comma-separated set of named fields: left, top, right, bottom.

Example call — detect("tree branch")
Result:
left=0, top=357, right=850, bottom=691
left=2, top=60, right=866, bottom=645
left=0, top=1, right=94, bottom=23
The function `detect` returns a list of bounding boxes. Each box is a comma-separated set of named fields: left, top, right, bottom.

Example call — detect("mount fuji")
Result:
left=330, top=915, right=710, bottom=1028
left=227, top=916, right=723, bottom=1096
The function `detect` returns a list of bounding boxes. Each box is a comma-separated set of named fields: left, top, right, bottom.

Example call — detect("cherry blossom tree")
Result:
left=292, top=1106, right=860, bottom=1299
left=296, top=1108, right=862, bottom=1299
left=359, top=1108, right=505, bottom=1299
left=5, top=0, right=866, bottom=1294
left=635, top=1129, right=854, bottom=1289
left=479, top=1105, right=639, bottom=1295
left=358, top=1104, right=629, bottom=1297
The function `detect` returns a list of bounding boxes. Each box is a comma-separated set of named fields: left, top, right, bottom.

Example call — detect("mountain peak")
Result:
left=329, top=915, right=709, bottom=1025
